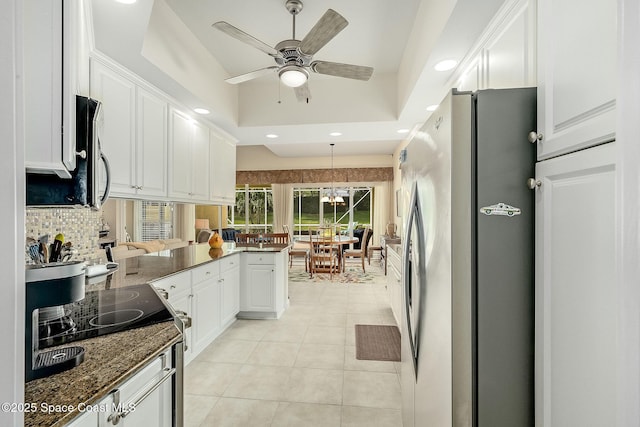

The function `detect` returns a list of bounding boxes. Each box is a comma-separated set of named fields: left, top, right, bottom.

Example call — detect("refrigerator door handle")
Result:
left=403, top=182, right=424, bottom=378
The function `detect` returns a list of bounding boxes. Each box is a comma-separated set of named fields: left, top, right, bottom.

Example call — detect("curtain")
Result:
left=373, top=181, right=393, bottom=247
left=272, top=183, right=293, bottom=233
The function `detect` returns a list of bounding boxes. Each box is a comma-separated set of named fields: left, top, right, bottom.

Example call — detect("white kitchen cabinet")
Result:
left=191, top=121, right=211, bottom=201
left=98, top=349, right=172, bottom=427
left=534, top=142, right=616, bottom=427
left=169, top=292, right=193, bottom=365
left=209, top=130, right=237, bottom=204
left=152, top=271, right=193, bottom=363
left=24, top=0, right=81, bottom=177
left=386, top=245, right=402, bottom=326
left=65, top=410, right=97, bottom=427
left=455, top=0, right=536, bottom=92
left=220, top=257, right=240, bottom=327
left=90, top=60, right=136, bottom=195
left=239, top=251, right=288, bottom=319
left=152, top=257, right=241, bottom=364
left=535, top=0, right=617, bottom=159
left=168, top=109, right=211, bottom=203
left=192, top=276, right=221, bottom=355
left=90, top=59, right=168, bottom=199
left=134, top=87, right=168, bottom=198
left=243, top=263, right=275, bottom=312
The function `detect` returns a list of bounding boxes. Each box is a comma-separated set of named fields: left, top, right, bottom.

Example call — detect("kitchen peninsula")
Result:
left=24, top=242, right=289, bottom=426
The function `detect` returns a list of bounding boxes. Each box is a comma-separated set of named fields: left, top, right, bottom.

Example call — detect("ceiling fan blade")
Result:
left=298, top=9, right=348, bottom=56
left=294, top=83, right=311, bottom=103
left=225, top=66, right=278, bottom=84
left=212, top=21, right=281, bottom=58
left=311, top=61, right=374, bottom=81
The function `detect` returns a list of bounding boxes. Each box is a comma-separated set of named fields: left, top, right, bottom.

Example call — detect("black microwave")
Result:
left=26, top=96, right=111, bottom=210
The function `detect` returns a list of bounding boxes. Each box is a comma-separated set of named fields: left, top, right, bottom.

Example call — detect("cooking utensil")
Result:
left=49, top=233, right=64, bottom=262
left=38, top=235, right=49, bottom=263
left=27, top=243, right=41, bottom=264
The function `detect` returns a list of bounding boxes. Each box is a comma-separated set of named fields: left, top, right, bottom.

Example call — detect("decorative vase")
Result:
left=208, top=232, right=224, bottom=248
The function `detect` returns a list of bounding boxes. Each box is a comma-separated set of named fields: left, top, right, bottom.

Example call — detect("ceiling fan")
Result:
left=212, top=0, right=374, bottom=102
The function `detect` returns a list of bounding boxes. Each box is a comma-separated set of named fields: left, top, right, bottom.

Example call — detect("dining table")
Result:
left=294, top=234, right=360, bottom=273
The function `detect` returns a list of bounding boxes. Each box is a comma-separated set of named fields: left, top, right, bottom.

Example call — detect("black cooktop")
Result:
left=38, top=284, right=174, bottom=349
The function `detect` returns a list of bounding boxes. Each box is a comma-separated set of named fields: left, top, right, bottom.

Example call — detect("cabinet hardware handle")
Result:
left=117, top=368, right=176, bottom=421
left=170, top=285, right=176, bottom=289
left=527, top=178, right=542, bottom=190
left=528, top=131, right=543, bottom=143
left=131, top=185, right=137, bottom=189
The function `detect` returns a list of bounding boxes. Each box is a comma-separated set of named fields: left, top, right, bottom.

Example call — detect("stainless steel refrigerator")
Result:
left=400, top=88, right=535, bottom=427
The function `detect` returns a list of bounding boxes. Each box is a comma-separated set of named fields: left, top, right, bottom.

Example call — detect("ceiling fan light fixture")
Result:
left=279, top=65, right=308, bottom=88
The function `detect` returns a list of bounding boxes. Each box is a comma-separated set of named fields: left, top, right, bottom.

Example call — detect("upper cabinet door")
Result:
left=90, top=60, right=136, bottom=196
left=210, top=130, right=236, bottom=204
left=168, top=109, right=193, bottom=199
left=191, top=121, right=210, bottom=201
left=536, top=0, right=617, bottom=159
left=24, top=0, right=80, bottom=178
left=137, top=88, right=168, bottom=198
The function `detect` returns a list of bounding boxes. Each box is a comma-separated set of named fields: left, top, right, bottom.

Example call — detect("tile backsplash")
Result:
left=25, top=208, right=104, bottom=263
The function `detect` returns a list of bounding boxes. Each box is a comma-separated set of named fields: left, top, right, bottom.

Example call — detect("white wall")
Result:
left=1, top=0, right=24, bottom=425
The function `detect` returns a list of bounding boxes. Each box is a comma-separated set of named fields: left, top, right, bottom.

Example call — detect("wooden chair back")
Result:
left=235, top=233, right=289, bottom=245
left=308, top=233, right=339, bottom=278
left=262, top=233, right=289, bottom=244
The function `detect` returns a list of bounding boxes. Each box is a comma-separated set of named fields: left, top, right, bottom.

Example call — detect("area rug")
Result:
left=288, top=265, right=386, bottom=284
left=354, top=324, right=401, bottom=362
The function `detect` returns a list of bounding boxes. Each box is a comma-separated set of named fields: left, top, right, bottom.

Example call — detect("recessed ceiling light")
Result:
left=434, top=59, right=458, bottom=71
left=397, top=129, right=410, bottom=134
left=329, top=132, right=342, bottom=137
left=194, top=108, right=210, bottom=115
left=114, top=0, right=137, bottom=4
left=426, top=104, right=439, bottom=112
left=265, top=134, right=278, bottom=139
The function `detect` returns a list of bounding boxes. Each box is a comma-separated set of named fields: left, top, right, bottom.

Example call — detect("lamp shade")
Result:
left=195, top=218, right=210, bottom=230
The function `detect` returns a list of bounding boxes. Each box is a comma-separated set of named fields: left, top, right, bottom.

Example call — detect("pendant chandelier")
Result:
left=321, top=143, right=345, bottom=205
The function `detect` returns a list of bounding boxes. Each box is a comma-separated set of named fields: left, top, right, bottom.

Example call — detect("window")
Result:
left=134, top=201, right=174, bottom=241
left=293, top=186, right=372, bottom=236
left=293, top=188, right=321, bottom=235
left=227, top=185, right=274, bottom=233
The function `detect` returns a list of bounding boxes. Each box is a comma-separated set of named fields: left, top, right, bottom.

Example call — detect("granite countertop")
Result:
left=23, top=242, right=288, bottom=426
left=24, top=321, right=181, bottom=427
left=95, top=242, right=289, bottom=290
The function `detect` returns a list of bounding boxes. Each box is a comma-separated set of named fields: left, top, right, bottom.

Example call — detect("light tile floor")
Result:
left=184, top=260, right=403, bottom=427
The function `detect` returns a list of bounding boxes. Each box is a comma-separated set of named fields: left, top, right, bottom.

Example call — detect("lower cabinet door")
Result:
left=192, top=278, right=221, bottom=354
left=98, top=351, right=172, bottom=427
left=170, top=292, right=193, bottom=364
left=66, top=410, right=97, bottom=427
left=242, top=264, right=275, bottom=312
left=220, top=267, right=240, bottom=326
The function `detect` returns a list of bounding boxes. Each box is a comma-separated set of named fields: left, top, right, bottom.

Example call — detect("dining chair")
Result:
left=308, top=232, right=339, bottom=279
left=342, top=227, right=371, bottom=272
left=262, top=233, right=289, bottom=244
left=283, top=225, right=309, bottom=271
left=235, top=233, right=253, bottom=244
